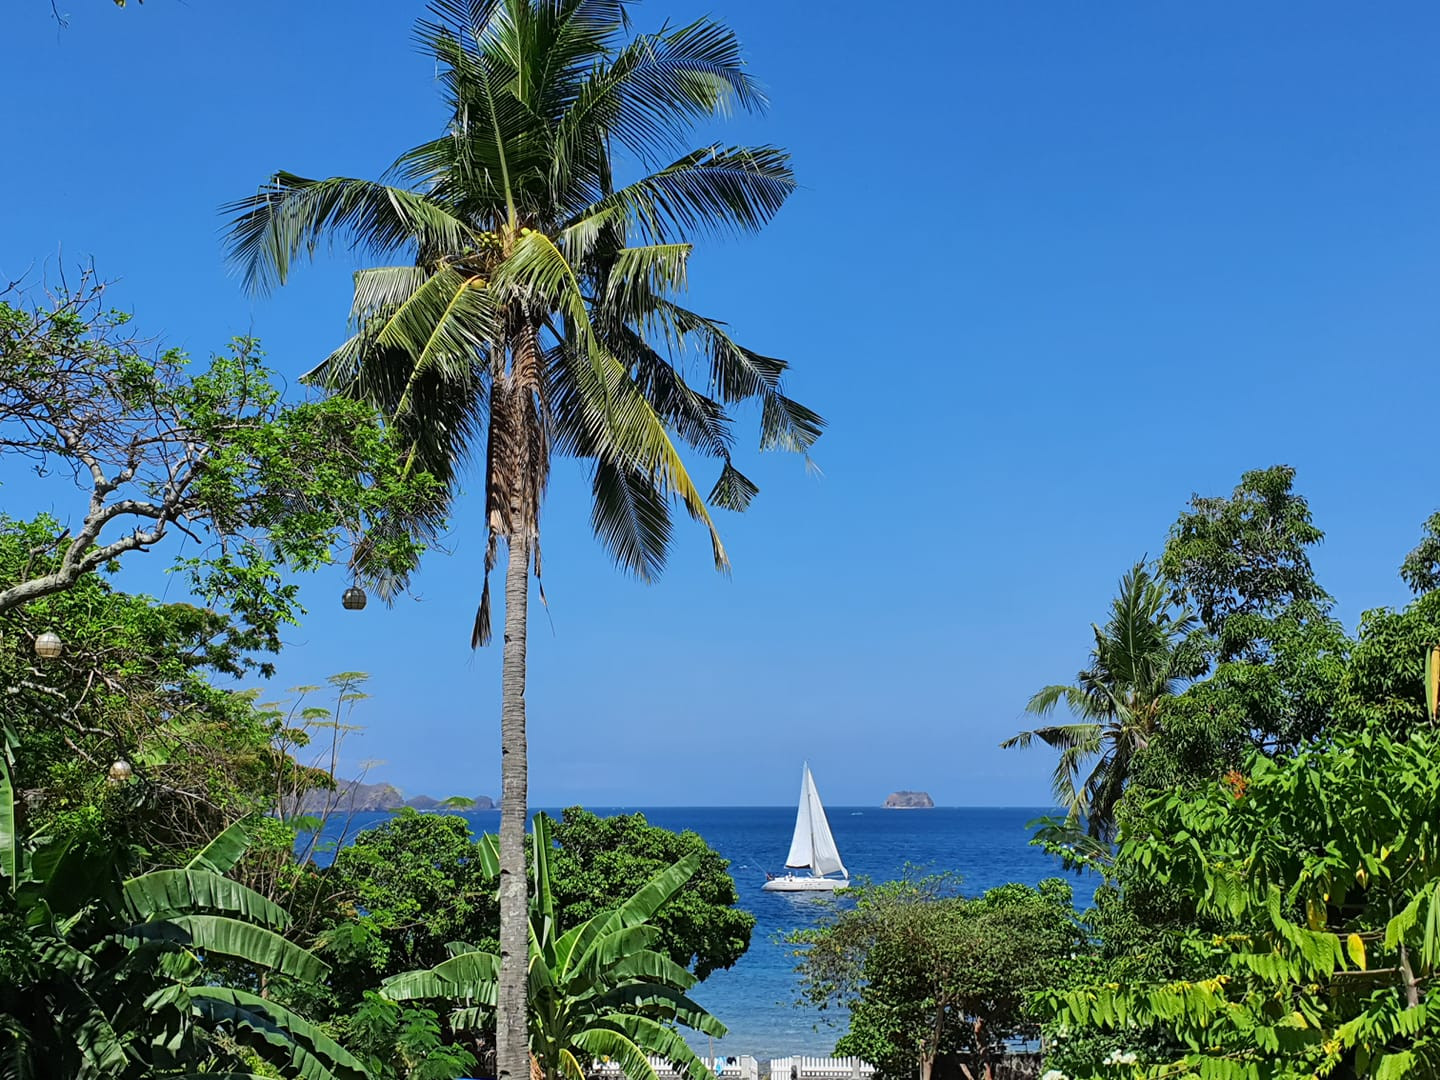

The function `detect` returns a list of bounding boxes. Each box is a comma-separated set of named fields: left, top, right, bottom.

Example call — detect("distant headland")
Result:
left=286, top=780, right=497, bottom=815
left=883, top=790, right=935, bottom=809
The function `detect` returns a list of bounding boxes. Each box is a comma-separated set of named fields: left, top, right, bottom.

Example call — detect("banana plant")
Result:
left=0, top=760, right=367, bottom=1080
left=382, top=815, right=725, bottom=1080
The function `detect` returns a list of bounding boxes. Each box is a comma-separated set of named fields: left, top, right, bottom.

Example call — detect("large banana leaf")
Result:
left=477, top=831, right=500, bottom=878
left=565, top=853, right=699, bottom=975
left=121, top=914, right=327, bottom=981
left=0, top=762, right=15, bottom=887
left=449, top=1005, right=489, bottom=1031
left=567, top=1027, right=662, bottom=1080
left=185, top=987, right=369, bottom=1080
left=122, top=869, right=290, bottom=929
left=533, top=813, right=557, bottom=936
left=188, top=989, right=367, bottom=1080
left=601, top=852, right=700, bottom=930
left=593, top=1013, right=716, bottom=1080
left=569, top=924, right=666, bottom=986
left=589, top=944, right=696, bottom=993
left=383, top=948, right=501, bottom=1003
left=74, top=1009, right=131, bottom=1075
left=187, top=818, right=253, bottom=875
left=549, top=917, right=592, bottom=979
left=592, top=984, right=725, bottom=1038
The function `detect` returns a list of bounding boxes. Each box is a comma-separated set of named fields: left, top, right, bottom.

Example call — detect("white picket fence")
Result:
left=767, top=1057, right=875, bottom=1080
left=588, top=1056, right=760, bottom=1080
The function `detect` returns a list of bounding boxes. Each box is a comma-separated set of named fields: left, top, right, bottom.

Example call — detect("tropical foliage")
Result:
left=547, top=807, right=754, bottom=980
left=382, top=815, right=726, bottom=1080
left=316, top=806, right=751, bottom=1012
left=0, top=806, right=364, bottom=1079
left=1030, top=468, right=1440, bottom=1079
left=1003, top=562, right=1202, bottom=840
left=0, top=280, right=443, bottom=644
left=791, top=875, right=1082, bottom=1080
left=1045, top=726, right=1440, bottom=1079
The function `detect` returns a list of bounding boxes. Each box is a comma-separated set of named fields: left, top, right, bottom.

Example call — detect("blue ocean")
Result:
left=327, top=806, right=1088, bottom=1060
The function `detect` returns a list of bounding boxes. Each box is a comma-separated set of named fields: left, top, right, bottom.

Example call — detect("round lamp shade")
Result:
left=342, top=586, right=368, bottom=611
left=108, top=759, right=133, bottom=783
left=34, top=631, right=63, bottom=659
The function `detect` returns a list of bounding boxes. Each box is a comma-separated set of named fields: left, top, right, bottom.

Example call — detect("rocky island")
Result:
left=285, top=780, right=497, bottom=815
left=883, top=790, right=935, bottom=809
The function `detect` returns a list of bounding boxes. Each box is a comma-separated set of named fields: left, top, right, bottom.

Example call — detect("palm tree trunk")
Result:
left=497, top=533, right=531, bottom=1080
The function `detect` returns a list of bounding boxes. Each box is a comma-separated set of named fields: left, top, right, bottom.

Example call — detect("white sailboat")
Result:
left=763, top=763, right=849, bottom=892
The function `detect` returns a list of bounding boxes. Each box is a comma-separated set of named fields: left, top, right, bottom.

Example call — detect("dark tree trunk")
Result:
left=496, top=534, right=531, bottom=1080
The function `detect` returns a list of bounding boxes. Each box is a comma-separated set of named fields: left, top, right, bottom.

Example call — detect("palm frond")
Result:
left=590, top=458, right=672, bottom=582
left=639, top=301, right=821, bottom=454
left=222, top=175, right=472, bottom=294
left=312, top=264, right=499, bottom=424
left=708, top=462, right=758, bottom=512
left=551, top=17, right=767, bottom=192
left=564, top=145, right=794, bottom=242
left=1023, top=684, right=1098, bottom=719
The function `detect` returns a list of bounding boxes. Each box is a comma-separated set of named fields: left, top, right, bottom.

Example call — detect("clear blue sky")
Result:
left=3, top=1, right=1439, bottom=806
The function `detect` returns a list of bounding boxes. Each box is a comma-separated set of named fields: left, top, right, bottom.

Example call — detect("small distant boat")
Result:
left=764, top=763, right=849, bottom=892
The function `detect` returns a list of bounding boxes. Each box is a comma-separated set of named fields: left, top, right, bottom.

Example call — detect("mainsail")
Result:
left=783, top=764, right=848, bottom=879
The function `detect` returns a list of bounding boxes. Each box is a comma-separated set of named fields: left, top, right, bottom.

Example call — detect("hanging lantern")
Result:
left=34, top=631, right=63, bottom=659
left=108, top=759, right=133, bottom=784
left=341, top=586, right=368, bottom=611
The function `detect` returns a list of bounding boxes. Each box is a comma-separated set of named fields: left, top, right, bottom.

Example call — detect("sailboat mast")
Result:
left=805, top=765, right=820, bottom=879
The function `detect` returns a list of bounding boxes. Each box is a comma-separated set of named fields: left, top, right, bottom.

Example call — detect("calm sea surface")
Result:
left=324, top=806, right=1089, bottom=1060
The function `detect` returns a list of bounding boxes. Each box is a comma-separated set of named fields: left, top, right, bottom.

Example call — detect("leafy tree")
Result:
left=791, top=874, right=1082, bottom=1080
left=1016, top=469, right=1343, bottom=855
left=382, top=815, right=725, bottom=1080
left=547, top=807, right=753, bottom=979
left=0, top=807, right=364, bottom=1079
left=0, top=514, right=328, bottom=863
left=1160, top=464, right=1330, bottom=661
left=0, top=276, right=443, bottom=653
left=318, top=807, right=752, bottom=1010
left=322, top=809, right=502, bottom=1008
left=1003, top=563, right=1202, bottom=840
left=1045, top=725, right=1440, bottom=1079
left=1342, top=590, right=1440, bottom=735
left=1401, top=512, right=1440, bottom=595
left=224, top=5, right=818, bottom=1075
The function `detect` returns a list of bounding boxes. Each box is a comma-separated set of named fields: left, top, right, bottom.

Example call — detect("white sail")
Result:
left=781, top=764, right=846, bottom=879
left=805, top=767, right=847, bottom=879
left=784, top=765, right=815, bottom=869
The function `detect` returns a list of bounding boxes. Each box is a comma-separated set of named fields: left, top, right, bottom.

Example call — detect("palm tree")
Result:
left=1001, top=563, right=1197, bottom=841
left=383, top=814, right=725, bottom=1080
left=223, top=5, right=818, bottom=1079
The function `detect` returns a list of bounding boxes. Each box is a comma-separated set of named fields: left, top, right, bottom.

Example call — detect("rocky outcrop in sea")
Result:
left=883, top=790, right=935, bottom=809
left=284, top=780, right=496, bottom=815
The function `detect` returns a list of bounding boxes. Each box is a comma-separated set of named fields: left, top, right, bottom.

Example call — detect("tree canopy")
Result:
left=792, top=875, right=1082, bottom=1080
left=0, top=277, right=444, bottom=657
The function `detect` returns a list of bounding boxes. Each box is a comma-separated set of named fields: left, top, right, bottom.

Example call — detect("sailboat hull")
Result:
left=762, top=874, right=848, bottom=892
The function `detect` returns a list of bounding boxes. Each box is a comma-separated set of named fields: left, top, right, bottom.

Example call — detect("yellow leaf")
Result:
left=1428, top=644, right=1440, bottom=722
left=1307, top=898, right=1325, bottom=930
left=1347, top=932, right=1367, bottom=971
left=1357, top=866, right=1370, bottom=887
